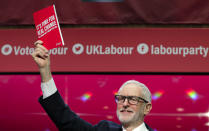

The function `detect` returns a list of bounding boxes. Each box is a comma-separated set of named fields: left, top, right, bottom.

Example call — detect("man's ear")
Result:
left=144, top=103, right=152, bottom=116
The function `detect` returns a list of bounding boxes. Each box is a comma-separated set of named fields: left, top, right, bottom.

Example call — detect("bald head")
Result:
left=118, top=80, right=152, bottom=103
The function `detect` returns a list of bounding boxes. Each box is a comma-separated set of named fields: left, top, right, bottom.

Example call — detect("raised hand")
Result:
left=32, top=40, right=52, bottom=82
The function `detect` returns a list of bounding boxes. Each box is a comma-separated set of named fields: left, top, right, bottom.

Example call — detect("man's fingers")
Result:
left=36, top=44, right=49, bottom=53
left=34, top=40, right=43, bottom=46
left=32, top=50, right=45, bottom=60
left=34, top=40, right=49, bottom=54
left=32, top=48, right=48, bottom=60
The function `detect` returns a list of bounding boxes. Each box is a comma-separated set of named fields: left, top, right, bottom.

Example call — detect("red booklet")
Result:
left=33, top=5, right=64, bottom=50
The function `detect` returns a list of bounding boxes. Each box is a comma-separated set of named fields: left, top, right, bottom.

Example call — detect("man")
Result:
left=32, top=40, right=153, bottom=131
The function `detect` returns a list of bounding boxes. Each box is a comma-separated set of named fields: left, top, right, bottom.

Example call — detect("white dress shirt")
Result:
left=122, top=122, right=148, bottom=131
left=41, top=78, right=57, bottom=99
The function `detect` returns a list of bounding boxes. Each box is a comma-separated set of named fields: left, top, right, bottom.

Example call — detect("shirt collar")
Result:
left=122, top=122, right=148, bottom=131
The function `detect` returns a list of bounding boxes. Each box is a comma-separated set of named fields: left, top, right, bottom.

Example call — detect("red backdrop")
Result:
left=0, top=74, right=208, bottom=131
left=1, top=0, right=209, bottom=25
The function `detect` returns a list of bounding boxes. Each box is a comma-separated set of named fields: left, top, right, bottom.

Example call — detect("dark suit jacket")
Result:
left=39, top=91, right=153, bottom=131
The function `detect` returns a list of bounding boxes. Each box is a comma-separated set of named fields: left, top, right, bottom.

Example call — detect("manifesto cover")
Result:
left=33, top=5, right=64, bottom=49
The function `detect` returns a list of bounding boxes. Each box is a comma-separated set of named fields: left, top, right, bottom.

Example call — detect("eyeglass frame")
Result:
left=115, top=95, right=149, bottom=105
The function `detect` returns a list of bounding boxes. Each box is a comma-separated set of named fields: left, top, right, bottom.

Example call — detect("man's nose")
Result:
left=122, top=98, right=129, bottom=107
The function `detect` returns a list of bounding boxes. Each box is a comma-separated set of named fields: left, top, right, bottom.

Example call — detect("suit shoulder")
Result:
left=94, top=120, right=121, bottom=129
left=145, top=123, right=153, bottom=131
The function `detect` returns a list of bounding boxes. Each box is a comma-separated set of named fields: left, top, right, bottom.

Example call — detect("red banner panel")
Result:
left=1, top=0, right=209, bottom=25
left=0, top=28, right=209, bottom=72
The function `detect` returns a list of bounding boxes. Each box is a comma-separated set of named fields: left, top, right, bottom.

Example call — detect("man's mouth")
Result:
left=120, top=109, right=133, bottom=113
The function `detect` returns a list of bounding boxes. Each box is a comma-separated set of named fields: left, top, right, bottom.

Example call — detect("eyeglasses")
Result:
left=115, top=95, right=148, bottom=105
